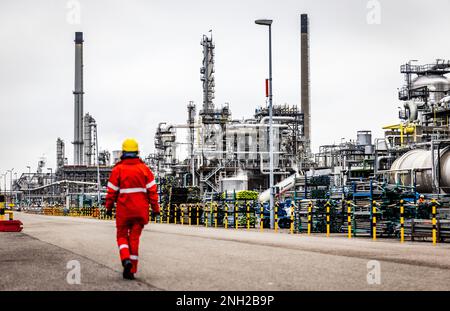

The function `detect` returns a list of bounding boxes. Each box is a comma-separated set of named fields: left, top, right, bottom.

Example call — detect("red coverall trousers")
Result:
left=117, top=219, right=144, bottom=273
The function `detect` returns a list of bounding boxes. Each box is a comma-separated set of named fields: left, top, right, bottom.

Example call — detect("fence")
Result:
left=28, top=198, right=449, bottom=244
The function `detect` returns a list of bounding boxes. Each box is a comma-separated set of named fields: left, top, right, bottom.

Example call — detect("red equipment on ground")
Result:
left=0, top=220, right=23, bottom=232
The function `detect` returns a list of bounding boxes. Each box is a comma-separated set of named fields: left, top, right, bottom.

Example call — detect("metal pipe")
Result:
left=259, top=116, right=295, bottom=124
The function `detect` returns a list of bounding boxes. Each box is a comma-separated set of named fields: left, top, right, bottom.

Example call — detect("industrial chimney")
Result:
left=73, top=32, right=84, bottom=165
left=300, top=14, right=311, bottom=151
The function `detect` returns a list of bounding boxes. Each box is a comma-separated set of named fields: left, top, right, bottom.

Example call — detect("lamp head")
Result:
left=255, top=19, right=273, bottom=26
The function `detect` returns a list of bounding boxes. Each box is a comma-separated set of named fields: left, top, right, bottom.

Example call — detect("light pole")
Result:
left=14, top=172, right=17, bottom=204
left=8, top=169, right=14, bottom=206
left=27, top=166, right=31, bottom=206
left=255, top=18, right=275, bottom=229
left=1, top=173, right=5, bottom=195
left=3, top=173, right=6, bottom=196
left=48, top=168, right=53, bottom=205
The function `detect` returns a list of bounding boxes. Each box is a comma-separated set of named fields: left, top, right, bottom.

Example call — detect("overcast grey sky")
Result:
left=1, top=0, right=450, bottom=180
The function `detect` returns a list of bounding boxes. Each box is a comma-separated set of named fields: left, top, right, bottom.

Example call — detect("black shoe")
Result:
left=122, top=259, right=134, bottom=280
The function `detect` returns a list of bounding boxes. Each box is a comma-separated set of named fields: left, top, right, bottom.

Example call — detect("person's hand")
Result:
left=105, top=209, right=113, bottom=218
left=151, top=203, right=161, bottom=214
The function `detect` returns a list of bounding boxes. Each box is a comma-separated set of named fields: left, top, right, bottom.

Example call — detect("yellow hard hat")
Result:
left=122, top=138, right=139, bottom=152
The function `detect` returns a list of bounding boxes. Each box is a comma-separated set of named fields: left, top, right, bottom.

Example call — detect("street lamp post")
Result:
left=27, top=166, right=31, bottom=206
left=14, top=172, right=17, bottom=205
left=48, top=168, right=53, bottom=205
left=255, top=18, right=275, bottom=229
left=1, top=173, right=5, bottom=196
left=3, top=174, right=6, bottom=196
left=8, top=169, right=14, bottom=206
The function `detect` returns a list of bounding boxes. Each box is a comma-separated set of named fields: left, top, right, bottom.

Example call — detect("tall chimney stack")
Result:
left=73, top=32, right=84, bottom=165
left=300, top=14, right=311, bottom=152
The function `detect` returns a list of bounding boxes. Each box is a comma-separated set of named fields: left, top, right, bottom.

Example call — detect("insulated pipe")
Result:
left=227, top=124, right=288, bottom=129
left=258, top=172, right=301, bottom=203
left=259, top=116, right=295, bottom=124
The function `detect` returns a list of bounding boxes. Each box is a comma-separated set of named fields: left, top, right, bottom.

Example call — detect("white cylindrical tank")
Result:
left=357, top=130, right=372, bottom=146
left=112, top=150, right=122, bottom=164
left=411, top=75, right=450, bottom=103
left=389, top=147, right=450, bottom=193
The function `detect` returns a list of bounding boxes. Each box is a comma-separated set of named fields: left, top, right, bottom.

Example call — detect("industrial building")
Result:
left=6, top=14, right=450, bottom=236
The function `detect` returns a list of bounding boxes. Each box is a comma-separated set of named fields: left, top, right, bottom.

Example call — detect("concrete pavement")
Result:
left=2, top=212, right=450, bottom=290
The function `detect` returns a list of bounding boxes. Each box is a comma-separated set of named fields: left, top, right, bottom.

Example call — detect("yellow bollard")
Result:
left=274, top=202, right=279, bottom=233
left=307, top=201, right=312, bottom=235
left=224, top=202, right=228, bottom=229
left=246, top=201, right=250, bottom=230
left=372, top=201, right=377, bottom=241
left=181, top=205, right=185, bottom=225
left=326, top=201, right=331, bottom=237
left=400, top=200, right=404, bottom=243
left=196, top=204, right=200, bottom=226
left=347, top=201, right=352, bottom=239
left=432, top=199, right=437, bottom=245
left=260, top=204, right=264, bottom=232
left=5, top=211, right=13, bottom=221
left=188, top=204, right=192, bottom=226
left=174, top=204, right=178, bottom=225
left=167, top=205, right=171, bottom=224
left=214, top=203, right=218, bottom=228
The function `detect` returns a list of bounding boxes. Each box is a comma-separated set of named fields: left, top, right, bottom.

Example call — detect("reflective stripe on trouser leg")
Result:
left=129, top=223, right=143, bottom=273
left=117, top=241, right=130, bottom=261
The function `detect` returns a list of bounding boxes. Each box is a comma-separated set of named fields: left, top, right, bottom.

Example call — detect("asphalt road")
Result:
left=2, top=212, right=450, bottom=291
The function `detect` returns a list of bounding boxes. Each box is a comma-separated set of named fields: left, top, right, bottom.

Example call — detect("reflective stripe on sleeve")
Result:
left=108, top=182, right=119, bottom=192
left=146, top=180, right=156, bottom=189
left=119, top=188, right=147, bottom=194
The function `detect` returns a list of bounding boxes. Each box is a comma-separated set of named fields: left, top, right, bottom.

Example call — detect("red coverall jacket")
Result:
left=105, top=158, right=160, bottom=226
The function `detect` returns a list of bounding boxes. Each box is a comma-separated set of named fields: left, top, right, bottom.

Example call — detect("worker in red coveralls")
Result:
left=105, top=138, right=160, bottom=280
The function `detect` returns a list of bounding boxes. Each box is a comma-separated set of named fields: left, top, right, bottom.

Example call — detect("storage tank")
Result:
left=389, top=147, right=450, bottom=193
left=220, top=174, right=248, bottom=193
left=112, top=150, right=122, bottom=164
left=357, top=130, right=372, bottom=146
